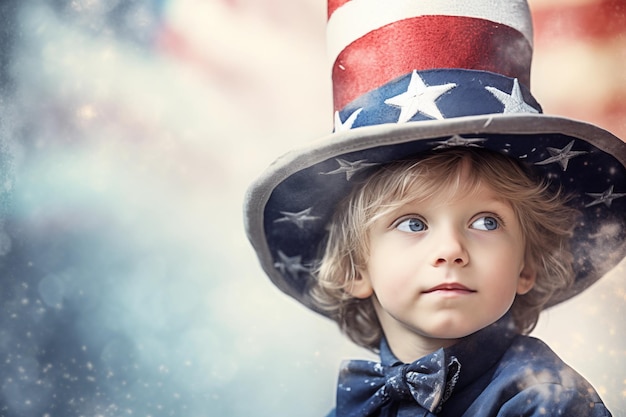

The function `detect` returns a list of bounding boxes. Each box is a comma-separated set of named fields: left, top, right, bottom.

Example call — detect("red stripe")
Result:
left=327, top=0, right=351, bottom=19
left=533, top=0, right=626, bottom=44
left=332, top=15, right=532, bottom=111
left=157, top=27, right=239, bottom=86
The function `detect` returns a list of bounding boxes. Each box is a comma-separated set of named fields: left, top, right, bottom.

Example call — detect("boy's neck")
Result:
left=386, top=335, right=459, bottom=363
left=373, top=299, right=461, bottom=362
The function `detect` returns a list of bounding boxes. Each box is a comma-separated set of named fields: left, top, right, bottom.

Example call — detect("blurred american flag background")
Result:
left=0, top=0, right=623, bottom=416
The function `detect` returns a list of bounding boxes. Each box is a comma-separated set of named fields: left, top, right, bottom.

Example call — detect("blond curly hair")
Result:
left=309, top=147, right=579, bottom=352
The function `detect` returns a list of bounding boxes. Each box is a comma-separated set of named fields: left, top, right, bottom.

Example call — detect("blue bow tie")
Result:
left=336, top=348, right=460, bottom=417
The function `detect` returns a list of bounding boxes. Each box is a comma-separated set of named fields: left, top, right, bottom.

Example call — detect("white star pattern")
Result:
left=274, top=208, right=320, bottom=229
left=585, top=185, right=626, bottom=208
left=321, top=158, right=379, bottom=181
left=384, top=70, right=456, bottom=123
left=274, top=251, right=310, bottom=278
left=334, top=108, right=363, bottom=132
left=431, top=135, right=487, bottom=150
left=485, top=79, right=539, bottom=114
left=535, top=140, right=587, bottom=171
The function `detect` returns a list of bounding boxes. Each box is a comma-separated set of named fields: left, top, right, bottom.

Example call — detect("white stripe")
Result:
left=327, top=0, right=533, bottom=67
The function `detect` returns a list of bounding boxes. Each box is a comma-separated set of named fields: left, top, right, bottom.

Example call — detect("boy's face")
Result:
left=349, top=176, right=536, bottom=362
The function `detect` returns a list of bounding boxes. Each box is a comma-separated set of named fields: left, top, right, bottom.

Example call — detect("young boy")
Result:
left=312, top=147, right=608, bottom=416
left=244, top=0, right=626, bottom=415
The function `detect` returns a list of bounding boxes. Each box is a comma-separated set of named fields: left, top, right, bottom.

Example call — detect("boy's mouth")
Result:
left=422, top=283, right=476, bottom=294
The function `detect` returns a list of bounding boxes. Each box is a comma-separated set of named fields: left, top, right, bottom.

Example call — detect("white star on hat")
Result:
left=334, top=108, right=363, bottom=132
left=385, top=70, right=456, bottom=123
left=274, top=208, right=320, bottom=229
left=321, top=158, right=379, bottom=181
left=486, top=78, right=539, bottom=114
left=274, top=251, right=310, bottom=278
left=431, top=135, right=487, bottom=149
left=585, top=185, right=626, bottom=208
left=535, top=140, right=587, bottom=171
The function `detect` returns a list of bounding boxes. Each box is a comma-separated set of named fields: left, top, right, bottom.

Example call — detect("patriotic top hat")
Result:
left=244, top=0, right=626, bottom=315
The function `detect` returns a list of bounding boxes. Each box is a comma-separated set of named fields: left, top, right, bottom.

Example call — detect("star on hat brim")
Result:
left=585, top=185, right=626, bottom=208
left=535, top=140, right=587, bottom=171
left=320, top=158, right=379, bottom=181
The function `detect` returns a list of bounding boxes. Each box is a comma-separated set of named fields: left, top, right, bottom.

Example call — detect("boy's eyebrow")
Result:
left=382, top=195, right=515, bottom=216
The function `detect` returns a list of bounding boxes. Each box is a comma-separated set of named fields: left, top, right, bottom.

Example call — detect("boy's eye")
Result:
left=471, top=216, right=499, bottom=231
left=396, top=217, right=427, bottom=232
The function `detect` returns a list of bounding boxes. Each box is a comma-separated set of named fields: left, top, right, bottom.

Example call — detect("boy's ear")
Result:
left=347, top=270, right=374, bottom=299
left=516, top=262, right=537, bottom=295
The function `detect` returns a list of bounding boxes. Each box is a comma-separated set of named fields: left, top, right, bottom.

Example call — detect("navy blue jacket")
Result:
left=329, top=315, right=610, bottom=416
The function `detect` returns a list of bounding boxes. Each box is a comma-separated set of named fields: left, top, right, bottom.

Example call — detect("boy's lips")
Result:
left=422, top=283, right=476, bottom=294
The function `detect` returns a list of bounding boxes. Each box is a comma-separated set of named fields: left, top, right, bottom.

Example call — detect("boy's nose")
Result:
left=431, top=228, right=469, bottom=267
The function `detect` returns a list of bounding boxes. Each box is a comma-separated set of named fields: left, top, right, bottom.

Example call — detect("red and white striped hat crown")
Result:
left=328, top=0, right=533, bottom=113
left=244, top=0, right=626, bottom=315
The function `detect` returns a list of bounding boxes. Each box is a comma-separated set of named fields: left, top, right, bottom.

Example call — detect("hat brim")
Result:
left=245, top=113, right=626, bottom=315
